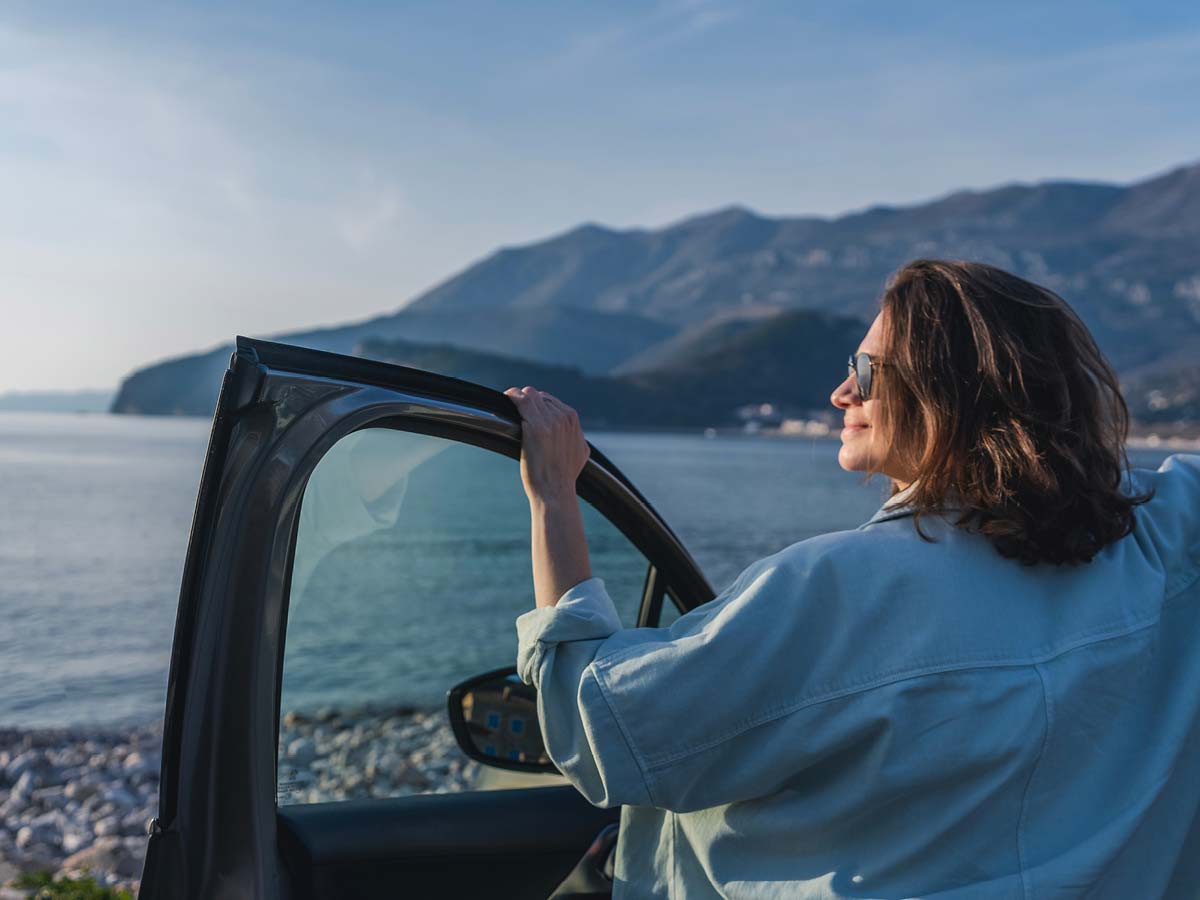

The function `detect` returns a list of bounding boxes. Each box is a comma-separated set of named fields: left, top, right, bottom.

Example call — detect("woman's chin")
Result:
left=837, top=447, right=872, bottom=473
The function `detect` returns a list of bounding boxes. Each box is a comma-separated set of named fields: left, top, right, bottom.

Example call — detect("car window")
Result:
left=657, top=594, right=682, bottom=627
left=276, top=426, right=654, bottom=806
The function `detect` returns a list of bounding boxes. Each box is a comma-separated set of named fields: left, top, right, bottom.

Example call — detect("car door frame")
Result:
left=138, top=336, right=715, bottom=899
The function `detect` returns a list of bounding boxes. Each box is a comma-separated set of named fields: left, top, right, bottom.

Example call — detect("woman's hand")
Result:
left=504, top=385, right=594, bottom=608
left=503, top=386, right=591, bottom=502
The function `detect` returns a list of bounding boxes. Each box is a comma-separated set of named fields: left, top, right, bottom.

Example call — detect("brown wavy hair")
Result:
left=870, top=259, right=1154, bottom=567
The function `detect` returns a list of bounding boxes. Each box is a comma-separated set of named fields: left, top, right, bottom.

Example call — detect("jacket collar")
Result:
left=860, top=481, right=964, bottom=528
left=861, top=504, right=921, bottom=527
left=862, top=464, right=1147, bottom=529
left=881, top=479, right=920, bottom=510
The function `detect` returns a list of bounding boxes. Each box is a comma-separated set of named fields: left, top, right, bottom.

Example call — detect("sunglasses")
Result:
left=848, top=352, right=887, bottom=401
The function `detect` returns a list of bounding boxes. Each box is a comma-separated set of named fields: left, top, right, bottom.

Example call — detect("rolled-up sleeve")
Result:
left=514, top=577, right=654, bottom=808
left=513, top=561, right=787, bottom=811
left=516, top=576, right=623, bottom=687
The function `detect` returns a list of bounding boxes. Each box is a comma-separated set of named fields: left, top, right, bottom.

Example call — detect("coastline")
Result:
left=0, top=706, right=481, bottom=896
left=1125, top=427, right=1200, bottom=451
left=5, top=409, right=1198, bottom=451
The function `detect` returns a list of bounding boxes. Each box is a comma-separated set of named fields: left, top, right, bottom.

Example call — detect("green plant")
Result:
left=12, top=870, right=133, bottom=900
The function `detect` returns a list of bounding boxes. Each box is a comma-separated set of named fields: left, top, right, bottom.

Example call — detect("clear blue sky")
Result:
left=4, top=0, right=1199, bottom=391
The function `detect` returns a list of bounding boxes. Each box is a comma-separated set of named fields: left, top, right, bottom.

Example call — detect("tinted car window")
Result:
left=276, top=427, right=651, bottom=805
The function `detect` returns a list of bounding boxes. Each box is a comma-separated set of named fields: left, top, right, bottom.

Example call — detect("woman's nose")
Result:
left=830, top=373, right=859, bottom=409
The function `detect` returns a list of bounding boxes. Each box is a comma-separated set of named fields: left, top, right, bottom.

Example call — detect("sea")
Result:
left=0, top=411, right=1182, bottom=731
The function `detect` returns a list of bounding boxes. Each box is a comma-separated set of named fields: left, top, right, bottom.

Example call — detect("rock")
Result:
left=78, top=769, right=109, bottom=788
left=286, top=738, right=317, bottom=767
left=102, top=786, right=138, bottom=809
left=123, top=751, right=160, bottom=778
left=11, top=770, right=40, bottom=800
left=120, top=810, right=150, bottom=835
left=51, top=747, right=87, bottom=769
left=31, top=785, right=68, bottom=809
left=0, top=798, right=23, bottom=821
left=5, top=750, right=39, bottom=782
left=16, top=822, right=60, bottom=850
left=378, top=752, right=405, bottom=772
left=30, top=810, right=65, bottom=830
left=61, top=830, right=92, bottom=854
left=92, top=801, right=118, bottom=819
left=94, top=815, right=122, bottom=837
left=61, top=834, right=141, bottom=878
left=64, top=781, right=99, bottom=802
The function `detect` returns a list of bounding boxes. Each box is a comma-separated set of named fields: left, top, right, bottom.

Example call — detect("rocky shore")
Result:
left=0, top=720, right=159, bottom=897
left=275, top=705, right=482, bottom=805
left=0, top=706, right=484, bottom=896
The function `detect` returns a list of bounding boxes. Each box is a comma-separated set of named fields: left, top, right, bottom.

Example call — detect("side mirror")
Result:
left=446, top=666, right=557, bottom=773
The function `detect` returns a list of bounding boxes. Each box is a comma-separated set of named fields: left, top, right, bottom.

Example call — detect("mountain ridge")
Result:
left=357, top=309, right=868, bottom=429
left=112, top=158, right=1200, bottom=422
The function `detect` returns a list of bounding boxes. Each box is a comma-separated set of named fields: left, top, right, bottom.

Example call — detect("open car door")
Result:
left=138, top=337, right=714, bottom=900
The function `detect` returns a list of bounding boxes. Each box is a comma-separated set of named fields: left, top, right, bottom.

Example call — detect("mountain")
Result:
left=359, top=309, right=867, bottom=428
left=354, top=338, right=651, bottom=429
left=111, top=306, right=672, bottom=416
left=401, top=161, right=1200, bottom=375
left=112, top=159, right=1200, bottom=418
left=618, top=308, right=865, bottom=417
left=611, top=306, right=786, bottom=375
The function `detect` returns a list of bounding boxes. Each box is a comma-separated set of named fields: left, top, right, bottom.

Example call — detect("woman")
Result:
left=503, top=259, right=1200, bottom=899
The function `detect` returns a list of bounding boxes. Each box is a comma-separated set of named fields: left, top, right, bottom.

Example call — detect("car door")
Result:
left=137, top=336, right=714, bottom=900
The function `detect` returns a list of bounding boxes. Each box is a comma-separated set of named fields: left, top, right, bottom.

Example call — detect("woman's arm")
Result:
left=529, top=490, right=592, bottom=609
left=503, top=385, right=593, bottom=609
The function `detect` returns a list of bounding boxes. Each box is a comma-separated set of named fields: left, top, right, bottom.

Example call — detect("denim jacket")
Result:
left=515, top=453, right=1200, bottom=899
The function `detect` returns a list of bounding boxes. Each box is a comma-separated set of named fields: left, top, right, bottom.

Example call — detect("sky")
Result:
left=3, top=1, right=1200, bottom=392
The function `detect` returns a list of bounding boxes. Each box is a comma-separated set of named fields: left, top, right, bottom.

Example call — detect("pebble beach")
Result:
left=0, top=707, right=484, bottom=896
